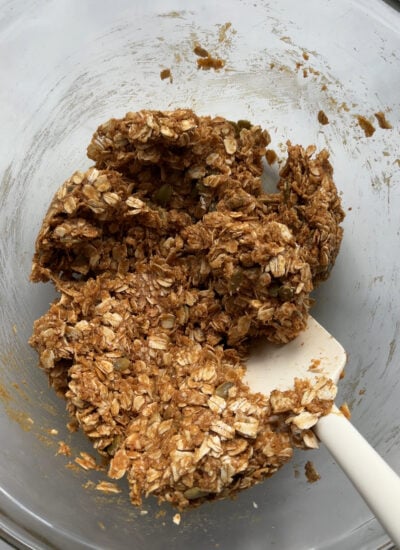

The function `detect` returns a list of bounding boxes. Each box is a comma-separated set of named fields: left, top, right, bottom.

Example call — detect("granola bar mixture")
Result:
left=30, top=109, right=344, bottom=509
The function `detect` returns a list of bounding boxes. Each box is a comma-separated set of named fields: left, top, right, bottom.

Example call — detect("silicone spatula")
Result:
left=245, top=316, right=400, bottom=546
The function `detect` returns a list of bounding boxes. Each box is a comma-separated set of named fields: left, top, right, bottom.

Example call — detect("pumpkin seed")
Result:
left=215, top=381, right=234, bottom=399
left=113, top=357, right=131, bottom=371
left=154, top=184, right=173, bottom=206
left=106, top=434, right=124, bottom=456
left=184, top=487, right=210, bottom=500
left=278, top=285, right=294, bottom=301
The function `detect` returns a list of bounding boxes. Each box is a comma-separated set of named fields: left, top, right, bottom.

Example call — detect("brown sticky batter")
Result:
left=374, top=111, right=392, bottom=130
left=30, top=109, right=344, bottom=509
left=356, top=115, right=376, bottom=137
left=317, top=110, right=329, bottom=125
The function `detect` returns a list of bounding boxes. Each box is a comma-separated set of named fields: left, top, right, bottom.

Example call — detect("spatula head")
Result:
left=244, top=316, right=347, bottom=396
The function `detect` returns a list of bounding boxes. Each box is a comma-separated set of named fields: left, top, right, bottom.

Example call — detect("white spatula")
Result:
left=245, top=316, right=400, bottom=546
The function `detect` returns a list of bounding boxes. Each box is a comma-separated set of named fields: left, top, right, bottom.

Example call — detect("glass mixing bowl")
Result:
left=1, top=1, right=399, bottom=548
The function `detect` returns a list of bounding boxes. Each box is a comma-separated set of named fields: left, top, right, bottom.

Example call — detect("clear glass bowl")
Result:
left=1, top=1, right=399, bottom=548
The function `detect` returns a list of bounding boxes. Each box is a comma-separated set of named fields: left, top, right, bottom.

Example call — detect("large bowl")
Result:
left=1, top=1, right=399, bottom=548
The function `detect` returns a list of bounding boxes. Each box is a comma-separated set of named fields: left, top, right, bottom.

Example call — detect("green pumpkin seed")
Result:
left=154, top=184, right=173, bottom=206
left=215, top=381, right=234, bottom=399
left=113, top=357, right=131, bottom=371
left=106, top=434, right=124, bottom=456
left=278, top=285, right=295, bottom=301
left=184, top=487, right=210, bottom=500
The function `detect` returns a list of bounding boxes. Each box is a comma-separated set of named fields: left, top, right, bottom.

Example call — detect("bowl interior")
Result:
left=1, top=1, right=400, bottom=548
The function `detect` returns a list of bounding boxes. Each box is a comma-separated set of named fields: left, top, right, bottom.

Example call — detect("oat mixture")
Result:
left=194, top=44, right=226, bottom=70
left=30, top=109, right=344, bottom=509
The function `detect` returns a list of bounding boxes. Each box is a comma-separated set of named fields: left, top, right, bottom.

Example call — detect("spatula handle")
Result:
left=315, top=407, right=400, bottom=547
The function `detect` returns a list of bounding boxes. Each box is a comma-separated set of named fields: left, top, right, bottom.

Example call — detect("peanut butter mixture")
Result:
left=30, top=109, right=344, bottom=509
